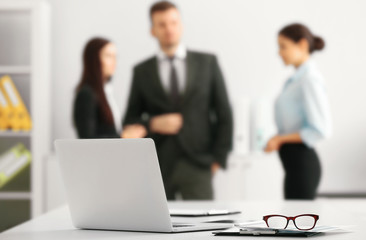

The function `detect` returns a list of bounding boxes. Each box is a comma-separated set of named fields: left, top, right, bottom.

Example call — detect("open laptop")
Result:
left=55, top=138, right=232, bottom=233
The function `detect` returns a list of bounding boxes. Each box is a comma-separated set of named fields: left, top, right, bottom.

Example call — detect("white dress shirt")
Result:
left=156, top=43, right=187, bottom=94
left=103, top=81, right=121, bottom=133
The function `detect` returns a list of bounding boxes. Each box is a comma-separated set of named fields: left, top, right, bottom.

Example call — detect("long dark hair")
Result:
left=279, top=23, right=325, bottom=53
left=76, top=37, right=114, bottom=125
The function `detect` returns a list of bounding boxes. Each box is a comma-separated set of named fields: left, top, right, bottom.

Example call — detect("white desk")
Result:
left=1, top=199, right=365, bottom=239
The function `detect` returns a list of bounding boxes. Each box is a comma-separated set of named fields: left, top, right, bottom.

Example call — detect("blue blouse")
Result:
left=275, top=60, right=332, bottom=148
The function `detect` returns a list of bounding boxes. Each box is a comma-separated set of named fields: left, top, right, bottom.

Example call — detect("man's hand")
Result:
left=211, top=162, right=221, bottom=175
left=150, top=113, right=183, bottom=135
left=264, top=135, right=283, bottom=153
left=121, top=124, right=147, bottom=138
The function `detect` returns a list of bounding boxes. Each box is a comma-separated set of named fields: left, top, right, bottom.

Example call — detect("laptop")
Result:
left=55, top=138, right=232, bottom=233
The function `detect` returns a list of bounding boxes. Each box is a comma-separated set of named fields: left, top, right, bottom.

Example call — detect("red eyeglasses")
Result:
left=263, top=214, right=319, bottom=231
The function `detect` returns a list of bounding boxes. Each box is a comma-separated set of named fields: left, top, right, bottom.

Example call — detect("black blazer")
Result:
left=73, top=85, right=119, bottom=138
left=123, top=51, right=233, bottom=172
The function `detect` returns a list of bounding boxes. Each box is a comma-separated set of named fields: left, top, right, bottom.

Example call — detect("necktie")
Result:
left=168, top=56, right=180, bottom=110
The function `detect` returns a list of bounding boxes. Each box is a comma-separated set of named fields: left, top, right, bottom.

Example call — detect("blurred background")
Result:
left=0, top=0, right=365, bottom=232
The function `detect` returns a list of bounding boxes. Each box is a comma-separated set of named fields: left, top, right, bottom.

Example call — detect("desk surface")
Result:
left=1, top=199, right=365, bottom=239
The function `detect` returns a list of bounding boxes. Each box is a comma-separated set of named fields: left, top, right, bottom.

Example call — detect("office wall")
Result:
left=48, top=0, right=366, bottom=197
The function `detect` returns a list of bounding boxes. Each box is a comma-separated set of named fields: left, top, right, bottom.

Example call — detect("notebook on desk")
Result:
left=55, top=138, right=233, bottom=233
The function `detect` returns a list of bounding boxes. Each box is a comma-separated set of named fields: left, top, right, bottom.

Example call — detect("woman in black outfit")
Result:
left=73, top=37, right=146, bottom=139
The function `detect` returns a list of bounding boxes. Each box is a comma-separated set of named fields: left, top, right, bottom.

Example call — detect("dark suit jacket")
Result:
left=123, top=51, right=233, bottom=175
left=73, top=85, right=119, bottom=139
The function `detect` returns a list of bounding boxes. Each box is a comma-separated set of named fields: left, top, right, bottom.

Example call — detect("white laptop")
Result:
left=55, top=138, right=232, bottom=233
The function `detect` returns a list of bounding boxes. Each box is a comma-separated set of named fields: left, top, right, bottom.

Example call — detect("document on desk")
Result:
left=214, top=227, right=321, bottom=237
left=235, top=221, right=347, bottom=233
left=214, top=221, right=351, bottom=237
left=170, top=209, right=241, bottom=217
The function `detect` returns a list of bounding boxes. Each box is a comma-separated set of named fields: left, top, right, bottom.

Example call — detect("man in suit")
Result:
left=123, top=1, right=233, bottom=200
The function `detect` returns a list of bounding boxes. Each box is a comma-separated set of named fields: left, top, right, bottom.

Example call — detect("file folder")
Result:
left=0, top=75, right=32, bottom=131
left=0, top=143, right=31, bottom=189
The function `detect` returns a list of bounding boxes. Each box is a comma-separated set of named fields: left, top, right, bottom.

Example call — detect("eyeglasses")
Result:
left=263, top=214, right=319, bottom=231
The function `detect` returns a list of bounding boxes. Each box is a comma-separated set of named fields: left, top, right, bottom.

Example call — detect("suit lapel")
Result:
left=149, top=57, right=169, bottom=102
left=183, top=51, right=199, bottom=104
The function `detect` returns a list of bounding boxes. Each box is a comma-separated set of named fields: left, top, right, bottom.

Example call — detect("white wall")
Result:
left=49, top=0, right=366, bottom=197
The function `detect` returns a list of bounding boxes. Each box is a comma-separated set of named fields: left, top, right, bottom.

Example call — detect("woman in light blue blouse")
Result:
left=265, top=23, right=332, bottom=199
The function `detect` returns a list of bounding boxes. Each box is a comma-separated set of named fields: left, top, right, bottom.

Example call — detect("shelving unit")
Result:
left=0, top=131, right=32, bottom=137
left=0, top=192, right=31, bottom=200
left=0, top=66, right=31, bottom=74
left=0, top=0, right=50, bottom=231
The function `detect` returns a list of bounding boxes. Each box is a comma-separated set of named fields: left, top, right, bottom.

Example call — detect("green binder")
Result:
left=0, top=143, right=31, bottom=189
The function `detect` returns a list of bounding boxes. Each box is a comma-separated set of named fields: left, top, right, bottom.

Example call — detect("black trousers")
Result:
left=157, top=137, right=213, bottom=200
left=164, top=160, right=213, bottom=200
left=279, top=143, right=321, bottom=200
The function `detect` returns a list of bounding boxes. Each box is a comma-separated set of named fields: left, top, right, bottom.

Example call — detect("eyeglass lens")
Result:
left=294, top=215, right=316, bottom=230
left=267, top=216, right=288, bottom=228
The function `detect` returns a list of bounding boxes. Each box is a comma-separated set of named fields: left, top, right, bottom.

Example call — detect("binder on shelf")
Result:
left=0, top=75, right=32, bottom=131
left=0, top=143, right=32, bottom=189
left=0, top=87, right=11, bottom=130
